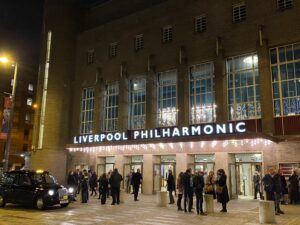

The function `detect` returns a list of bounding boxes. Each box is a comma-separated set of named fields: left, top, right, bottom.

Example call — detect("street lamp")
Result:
left=0, top=56, right=18, bottom=171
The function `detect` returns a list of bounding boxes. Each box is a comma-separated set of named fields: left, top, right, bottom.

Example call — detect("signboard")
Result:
left=0, top=97, right=12, bottom=140
left=72, top=122, right=246, bottom=144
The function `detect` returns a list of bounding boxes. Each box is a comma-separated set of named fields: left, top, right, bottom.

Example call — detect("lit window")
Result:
left=129, top=78, right=146, bottom=129
left=27, top=98, right=33, bottom=106
left=87, top=50, right=94, bottom=65
left=190, top=62, right=216, bottom=124
left=157, top=70, right=177, bottom=127
left=162, top=25, right=173, bottom=43
left=28, top=84, right=34, bottom=92
left=109, top=42, right=118, bottom=57
left=233, top=2, right=246, bottom=23
left=226, top=53, right=261, bottom=120
left=135, top=34, right=144, bottom=51
left=270, top=43, right=300, bottom=117
left=195, top=15, right=207, bottom=33
left=104, top=83, right=119, bottom=131
left=80, top=88, right=95, bottom=134
left=25, top=113, right=31, bottom=123
left=277, top=0, right=293, bottom=10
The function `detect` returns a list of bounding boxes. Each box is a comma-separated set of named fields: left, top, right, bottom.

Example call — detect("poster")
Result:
left=0, top=97, right=12, bottom=140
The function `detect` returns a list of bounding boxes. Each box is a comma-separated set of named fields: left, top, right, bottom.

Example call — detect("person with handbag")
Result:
left=215, top=169, right=229, bottom=212
left=204, top=171, right=216, bottom=199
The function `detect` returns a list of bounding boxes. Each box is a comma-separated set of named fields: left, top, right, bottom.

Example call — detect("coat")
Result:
left=109, top=171, right=123, bottom=188
left=131, top=172, right=143, bottom=187
left=99, top=177, right=109, bottom=193
left=176, top=176, right=183, bottom=194
left=216, top=174, right=229, bottom=203
left=167, top=173, right=175, bottom=192
left=193, top=174, right=204, bottom=198
left=182, top=172, right=193, bottom=191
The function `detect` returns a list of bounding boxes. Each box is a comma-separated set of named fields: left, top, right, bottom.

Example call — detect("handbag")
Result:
left=216, top=185, right=223, bottom=194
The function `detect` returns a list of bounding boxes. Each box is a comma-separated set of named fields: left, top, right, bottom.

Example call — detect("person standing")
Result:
left=289, top=170, right=299, bottom=204
left=99, top=173, right=109, bottom=204
left=182, top=169, right=193, bottom=213
left=90, top=171, right=98, bottom=196
left=204, top=171, right=216, bottom=199
left=125, top=170, right=133, bottom=194
left=176, top=172, right=183, bottom=211
left=278, top=170, right=288, bottom=205
left=193, top=171, right=206, bottom=215
left=273, top=170, right=284, bottom=214
left=109, top=168, right=123, bottom=205
left=216, top=169, right=229, bottom=213
left=167, top=170, right=175, bottom=204
left=81, top=170, right=89, bottom=203
left=67, top=171, right=77, bottom=200
left=131, top=168, right=143, bottom=201
left=253, top=172, right=263, bottom=199
left=263, top=168, right=275, bottom=201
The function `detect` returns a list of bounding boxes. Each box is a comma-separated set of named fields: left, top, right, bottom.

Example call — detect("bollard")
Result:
left=156, top=191, right=168, bottom=207
left=259, top=200, right=276, bottom=224
left=204, top=194, right=214, bottom=213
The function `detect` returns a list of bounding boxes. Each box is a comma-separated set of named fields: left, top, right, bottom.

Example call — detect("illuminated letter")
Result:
left=73, top=136, right=78, bottom=144
left=149, top=129, right=153, bottom=138
left=94, top=135, right=100, bottom=142
left=172, top=128, right=180, bottom=137
left=134, top=131, right=140, bottom=139
left=88, top=135, right=93, bottom=143
left=82, top=135, right=88, bottom=143
left=141, top=130, right=148, bottom=139
left=114, top=133, right=121, bottom=141
left=228, top=123, right=233, bottom=133
left=162, top=128, right=170, bottom=137
left=236, top=122, right=246, bottom=133
left=154, top=129, right=161, bottom=138
left=122, top=132, right=128, bottom=140
left=100, top=134, right=106, bottom=142
left=182, top=127, right=189, bottom=136
left=107, top=133, right=113, bottom=141
left=203, top=125, right=214, bottom=134
left=216, top=124, right=226, bottom=134
left=191, top=125, right=201, bottom=135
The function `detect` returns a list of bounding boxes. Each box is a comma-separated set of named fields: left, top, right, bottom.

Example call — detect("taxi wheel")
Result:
left=36, top=197, right=45, bottom=210
left=60, top=203, right=69, bottom=208
left=0, top=194, right=5, bottom=207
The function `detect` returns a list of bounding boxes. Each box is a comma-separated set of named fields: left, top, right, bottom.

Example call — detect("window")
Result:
left=80, top=88, right=95, bottom=134
left=270, top=43, right=300, bottom=117
left=18, top=174, right=31, bottom=186
left=27, top=98, right=33, bottom=106
left=28, top=84, right=34, bottom=92
left=109, top=42, right=118, bottom=57
left=135, top=34, right=144, bottom=51
left=157, top=70, right=177, bottom=126
left=129, top=78, right=146, bottom=129
left=162, top=25, right=173, bottom=43
left=104, top=83, right=119, bottom=131
left=25, top=113, right=31, bottom=124
left=277, top=0, right=293, bottom=9
left=87, top=49, right=94, bottom=65
left=195, top=15, right=207, bottom=33
left=190, top=62, right=216, bottom=124
left=227, top=54, right=261, bottom=120
left=233, top=2, right=246, bottom=22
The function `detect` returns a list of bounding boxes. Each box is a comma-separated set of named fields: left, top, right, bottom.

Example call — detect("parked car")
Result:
left=0, top=170, right=71, bottom=209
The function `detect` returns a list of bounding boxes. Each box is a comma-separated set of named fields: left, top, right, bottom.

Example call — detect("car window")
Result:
left=18, top=174, right=32, bottom=186
left=1, top=174, right=17, bottom=185
left=32, top=174, right=56, bottom=184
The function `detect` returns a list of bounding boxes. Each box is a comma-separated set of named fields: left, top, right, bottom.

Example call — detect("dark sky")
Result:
left=0, top=0, right=44, bottom=68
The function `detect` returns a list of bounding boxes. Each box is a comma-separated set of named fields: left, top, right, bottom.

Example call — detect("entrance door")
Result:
left=97, top=164, right=105, bottom=176
left=229, top=163, right=238, bottom=199
left=188, top=163, right=215, bottom=175
left=153, top=163, right=176, bottom=192
left=123, top=163, right=143, bottom=193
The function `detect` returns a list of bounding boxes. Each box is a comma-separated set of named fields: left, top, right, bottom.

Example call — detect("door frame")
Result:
left=153, top=162, right=176, bottom=193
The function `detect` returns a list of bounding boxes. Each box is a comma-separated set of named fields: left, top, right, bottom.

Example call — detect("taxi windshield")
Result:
left=32, top=173, right=57, bottom=184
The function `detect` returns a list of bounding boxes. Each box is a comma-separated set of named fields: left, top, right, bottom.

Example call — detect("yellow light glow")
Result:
left=33, top=103, right=38, bottom=109
left=36, top=169, right=44, bottom=173
left=0, top=57, right=9, bottom=64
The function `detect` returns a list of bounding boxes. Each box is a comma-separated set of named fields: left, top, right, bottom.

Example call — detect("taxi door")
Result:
left=16, top=174, right=35, bottom=205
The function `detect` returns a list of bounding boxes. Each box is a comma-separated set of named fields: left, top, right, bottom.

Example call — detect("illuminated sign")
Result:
left=72, top=122, right=246, bottom=144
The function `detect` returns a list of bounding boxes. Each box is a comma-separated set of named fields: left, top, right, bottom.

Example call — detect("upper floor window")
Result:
left=270, top=43, right=300, bottom=117
left=190, top=62, right=215, bottom=124
left=80, top=88, right=94, bottom=134
left=233, top=2, right=246, bottom=23
left=135, top=34, right=144, bottom=51
left=87, top=49, right=94, bottom=65
left=28, top=84, right=34, bottom=92
left=109, top=42, right=118, bottom=57
left=227, top=54, right=261, bottom=120
left=162, top=25, right=173, bottom=43
left=157, top=70, right=177, bottom=127
left=277, top=0, right=293, bottom=10
left=129, top=78, right=146, bottom=129
left=195, top=14, right=207, bottom=33
left=104, top=83, right=119, bottom=131
left=27, top=98, right=33, bottom=106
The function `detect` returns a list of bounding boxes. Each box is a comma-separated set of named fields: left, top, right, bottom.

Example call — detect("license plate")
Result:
left=60, top=200, right=68, bottom=204
left=63, top=195, right=68, bottom=200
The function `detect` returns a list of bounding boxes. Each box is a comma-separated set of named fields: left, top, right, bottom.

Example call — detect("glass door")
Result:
left=97, top=164, right=105, bottom=177
left=229, top=163, right=238, bottom=199
left=153, top=164, right=161, bottom=193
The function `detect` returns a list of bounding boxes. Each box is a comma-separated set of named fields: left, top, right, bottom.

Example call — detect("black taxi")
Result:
left=0, top=170, right=70, bottom=209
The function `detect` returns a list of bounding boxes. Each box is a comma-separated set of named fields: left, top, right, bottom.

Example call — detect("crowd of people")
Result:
left=67, top=166, right=299, bottom=216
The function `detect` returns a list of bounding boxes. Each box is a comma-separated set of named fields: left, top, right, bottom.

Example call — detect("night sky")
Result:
left=0, top=0, right=44, bottom=68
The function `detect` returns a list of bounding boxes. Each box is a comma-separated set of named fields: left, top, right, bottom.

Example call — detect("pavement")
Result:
left=0, top=193, right=299, bottom=225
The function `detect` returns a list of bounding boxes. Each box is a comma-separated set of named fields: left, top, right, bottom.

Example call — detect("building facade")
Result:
left=32, top=0, right=300, bottom=197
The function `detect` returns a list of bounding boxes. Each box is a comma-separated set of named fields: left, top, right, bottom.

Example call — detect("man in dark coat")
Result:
left=216, top=169, right=229, bottom=212
left=182, top=169, right=193, bottom=212
left=262, top=169, right=275, bottom=201
left=167, top=170, right=175, bottom=204
left=99, top=173, right=109, bottom=204
left=131, top=168, right=143, bottom=201
left=289, top=170, right=299, bottom=204
left=273, top=170, right=284, bottom=214
left=193, top=171, right=206, bottom=215
left=81, top=170, right=89, bottom=203
left=109, top=168, right=123, bottom=205
left=253, top=172, right=263, bottom=199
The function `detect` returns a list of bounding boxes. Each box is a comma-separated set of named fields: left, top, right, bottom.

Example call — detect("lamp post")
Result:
left=0, top=56, right=18, bottom=171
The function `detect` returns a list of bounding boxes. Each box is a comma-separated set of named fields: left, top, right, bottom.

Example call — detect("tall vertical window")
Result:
left=232, top=2, right=246, bottom=22
left=87, top=49, right=94, bottom=65
left=157, top=70, right=177, bottom=126
left=190, top=62, right=215, bottom=124
left=135, top=34, right=144, bottom=51
left=277, top=0, right=293, bottom=10
left=162, top=25, right=173, bottom=43
left=109, top=42, right=118, bottom=57
left=129, top=78, right=146, bottom=129
left=195, top=14, right=207, bottom=33
left=270, top=43, right=300, bottom=117
left=104, top=83, right=119, bottom=131
left=80, top=88, right=95, bottom=134
left=227, top=54, right=261, bottom=120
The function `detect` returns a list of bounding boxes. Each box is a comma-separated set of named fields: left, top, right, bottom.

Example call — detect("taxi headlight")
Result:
left=48, top=190, right=55, bottom=196
left=68, top=187, right=74, bottom=193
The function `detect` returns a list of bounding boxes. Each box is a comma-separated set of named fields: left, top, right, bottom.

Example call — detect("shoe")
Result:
left=197, top=211, right=199, bottom=215
left=278, top=210, right=285, bottom=214
left=200, top=212, right=207, bottom=216
left=184, top=209, right=187, bottom=213
left=117, top=202, right=120, bottom=205
left=220, top=209, right=227, bottom=212
left=275, top=212, right=280, bottom=215
left=111, top=203, right=115, bottom=205
left=188, top=210, right=194, bottom=213
left=178, top=208, right=183, bottom=211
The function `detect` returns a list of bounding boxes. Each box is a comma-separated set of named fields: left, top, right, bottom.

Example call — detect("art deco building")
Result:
left=31, top=0, right=300, bottom=197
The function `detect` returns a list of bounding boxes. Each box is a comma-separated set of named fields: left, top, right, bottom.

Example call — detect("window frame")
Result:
left=109, top=42, right=118, bottom=58
left=194, top=14, right=207, bottom=33
left=277, top=0, right=293, bottom=10
left=80, top=87, right=95, bottom=134
left=104, top=82, right=119, bottom=132
left=162, top=25, right=173, bottom=43
left=135, top=34, right=144, bottom=51
left=232, top=2, right=246, bottom=23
